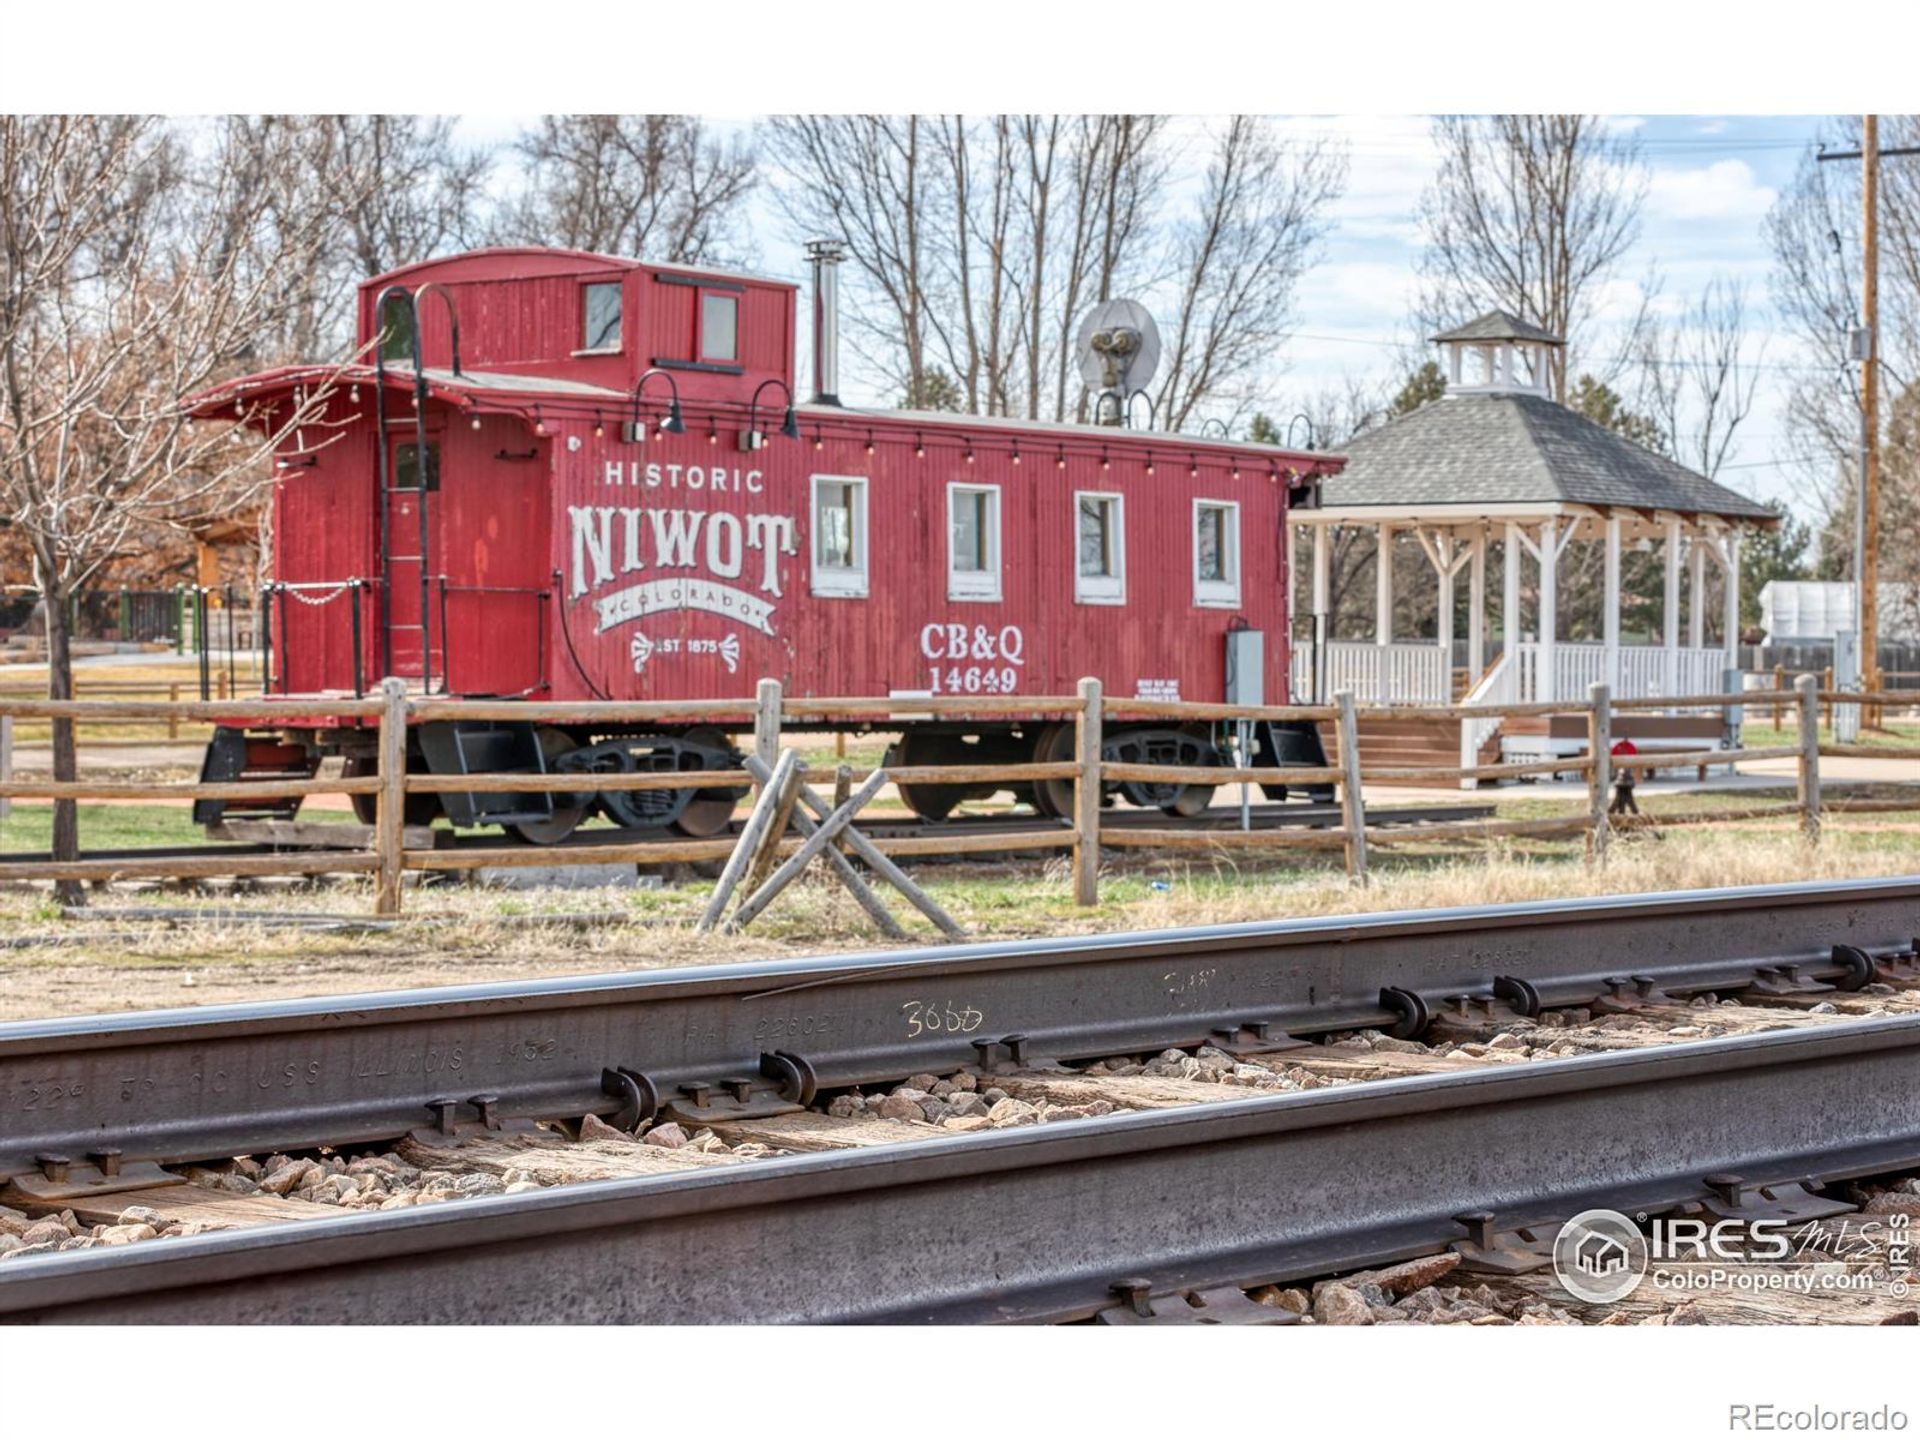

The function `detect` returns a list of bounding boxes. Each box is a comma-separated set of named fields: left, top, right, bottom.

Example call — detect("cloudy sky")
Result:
left=1269, top=114, right=1824, bottom=515
left=459, top=113, right=1839, bottom=520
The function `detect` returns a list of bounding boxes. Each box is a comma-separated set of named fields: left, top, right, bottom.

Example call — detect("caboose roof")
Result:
left=800, top=402, right=1342, bottom=470
left=184, top=363, right=629, bottom=417
left=187, top=365, right=1344, bottom=475
left=362, top=245, right=794, bottom=294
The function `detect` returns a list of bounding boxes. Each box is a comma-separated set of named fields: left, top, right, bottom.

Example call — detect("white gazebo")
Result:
left=1291, top=311, right=1775, bottom=755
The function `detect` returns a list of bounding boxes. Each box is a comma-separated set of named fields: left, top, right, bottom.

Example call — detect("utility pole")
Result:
left=1819, top=119, right=1920, bottom=704
left=1861, top=114, right=1880, bottom=699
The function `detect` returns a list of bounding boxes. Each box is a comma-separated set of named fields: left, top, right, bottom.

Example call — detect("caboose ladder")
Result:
left=372, top=284, right=435, bottom=691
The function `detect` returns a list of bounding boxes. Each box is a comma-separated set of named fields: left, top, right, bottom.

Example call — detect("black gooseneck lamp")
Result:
left=624, top=367, right=685, bottom=442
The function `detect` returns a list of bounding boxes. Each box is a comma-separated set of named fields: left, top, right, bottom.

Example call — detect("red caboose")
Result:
left=189, top=245, right=1341, bottom=841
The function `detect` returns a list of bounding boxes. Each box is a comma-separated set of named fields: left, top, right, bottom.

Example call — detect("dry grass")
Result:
left=2, top=806, right=1916, bottom=1022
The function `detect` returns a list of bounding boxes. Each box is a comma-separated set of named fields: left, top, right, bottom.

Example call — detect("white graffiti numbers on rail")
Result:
left=901, top=999, right=987, bottom=1039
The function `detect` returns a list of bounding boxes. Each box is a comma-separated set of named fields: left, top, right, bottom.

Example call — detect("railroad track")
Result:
left=2, top=877, right=1917, bottom=1324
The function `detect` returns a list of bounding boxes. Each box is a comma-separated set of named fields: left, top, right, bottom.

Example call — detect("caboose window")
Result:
left=582, top=283, right=623, bottom=352
left=700, top=293, right=738, bottom=363
left=394, top=441, right=440, bottom=492
left=1194, top=500, right=1240, bottom=608
left=1074, top=492, right=1125, bottom=605
left=947, top=483, right=1001, bottom=602
left=378, top=292, right=418, bottom=362
left=811, top=474, right=868, bottom=598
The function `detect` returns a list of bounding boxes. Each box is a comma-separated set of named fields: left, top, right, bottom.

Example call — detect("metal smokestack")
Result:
left=806, top=238, right=845, bottom=406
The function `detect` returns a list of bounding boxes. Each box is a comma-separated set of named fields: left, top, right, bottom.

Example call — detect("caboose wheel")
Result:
left=888, top=742, right=960, bottom=822
left=509, top=728, right=592, bottom=845
left=670, top=727, right=743, bottom=838
left=1029, top=723, right=1077, bottom=819
left=886, top=734, right=988, bottom=822
left=344, top=754, right=441, bottom=828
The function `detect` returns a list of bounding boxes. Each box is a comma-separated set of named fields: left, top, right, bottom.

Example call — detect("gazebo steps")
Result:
left=1318, top=714, right=1502, bottom=786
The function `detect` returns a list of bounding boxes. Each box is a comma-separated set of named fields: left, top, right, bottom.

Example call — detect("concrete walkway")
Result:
left=1363, top=753, right=1916, bottom=807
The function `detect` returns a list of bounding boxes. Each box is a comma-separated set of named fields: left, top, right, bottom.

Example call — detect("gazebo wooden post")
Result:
left=1537, top=518, right=1559, bottom=704
left=1375, top=522, right=1394, bottom=647
left=1722, top=532, right=1742, bottom=675
left=1602, top=514, right=1622, bottom=695
left=1311, top=523, right=1330, bottom=621
left=1503, top=523, right=1523, bottom=698
left=1688, top=534, right=1708, bottom=650
left=1467, top=529, right=1486, bottom=681
left=1663, top=516, right=1683, bottom=700
left=1374, top=521, right=1394, bottom=703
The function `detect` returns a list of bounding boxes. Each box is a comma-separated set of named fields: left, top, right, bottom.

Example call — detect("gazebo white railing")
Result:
left=1290, top=641, right=1449, bottom=706
left=1516, top=642, right=1727, bottom=703
left=1293, top=638, right=1734, bottom=709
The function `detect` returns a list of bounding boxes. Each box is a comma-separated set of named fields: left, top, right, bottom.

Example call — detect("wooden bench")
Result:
left=1500, top=714, right=1731, bottom=779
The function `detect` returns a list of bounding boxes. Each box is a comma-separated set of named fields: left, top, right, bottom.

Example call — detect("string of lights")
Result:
left=230, top=371, right=1330, bottom=479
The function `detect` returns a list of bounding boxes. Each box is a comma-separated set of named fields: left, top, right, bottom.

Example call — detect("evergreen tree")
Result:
left=1567, top=374, right=1667, bottom=454
left=1389, top=360, right=1447, bottom=417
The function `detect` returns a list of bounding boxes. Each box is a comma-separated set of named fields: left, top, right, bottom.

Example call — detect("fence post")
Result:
left=168, top=683, right=180, bottom=741
left=1771, top=663, right=1785, bottom=730
left=0, top=713, right=11, bottom=824
left=754, top=677, right=783, bottom=794
left=1795, top=673, right=1821, bottom=845
left=373, top=677, right=409, bottom=917
left=1586, top=682, right=1612, bottom=865
left=1335, top=689, right=1368, bottom=885
left=1073, top=677, right=1103, bottom=906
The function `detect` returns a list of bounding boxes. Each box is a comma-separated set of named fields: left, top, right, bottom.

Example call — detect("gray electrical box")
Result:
left=1225, top=630, right=1264, bottom=707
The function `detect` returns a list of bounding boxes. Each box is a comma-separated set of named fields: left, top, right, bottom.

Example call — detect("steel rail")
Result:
left=0, top=878, right=1914, bottom=1181
left=4, top=1014, right=1920, bottom=1324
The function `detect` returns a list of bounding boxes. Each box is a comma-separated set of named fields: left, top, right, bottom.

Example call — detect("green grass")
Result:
left=1741, top=721, right=1920, bottom=751
left=0, top=802, right=216, bottom=852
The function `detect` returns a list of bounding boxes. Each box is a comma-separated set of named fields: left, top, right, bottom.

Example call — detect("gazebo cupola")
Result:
left=1433, top=310, right=1563, bottom=397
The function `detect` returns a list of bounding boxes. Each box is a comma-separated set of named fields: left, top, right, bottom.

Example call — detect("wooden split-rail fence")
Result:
left=0, top=676, right=1916, bottom=919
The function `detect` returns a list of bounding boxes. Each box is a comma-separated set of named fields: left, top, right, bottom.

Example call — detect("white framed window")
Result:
left=1193, top=499, right=1241, bottom=608
left=811, top=474, right=868, bottom=597
left=947, top=483, right=1002, bottom=602
left=580, top=282, right=623, bottom=353
left=1074, top=491, right=1125, bottom=605
left=700, top=292, right=739, bottom=363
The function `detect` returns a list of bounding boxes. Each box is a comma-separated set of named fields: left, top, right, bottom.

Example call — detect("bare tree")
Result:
left=1637, top=276, right=1763, bottom=479
left=764, top=116, right=933, bottom=404
left=200, top=115, right=493, bottom=362
left=1417, top=115, right=1649, bottom=399
left=764, top=114, right=1339, bottom=426
left=498, top=115, right=756, bottom=266
left=1767, top=117, right=1920, bottom=581
left=1154, top=118, right=1343, bottom=431
left=0, top=116, right=352, bottom=890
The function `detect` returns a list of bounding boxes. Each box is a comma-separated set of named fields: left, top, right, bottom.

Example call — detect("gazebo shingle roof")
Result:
left=1317, top=391, right=1776, bottom=522
left=1430, top=310, right=1565, bottom=345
